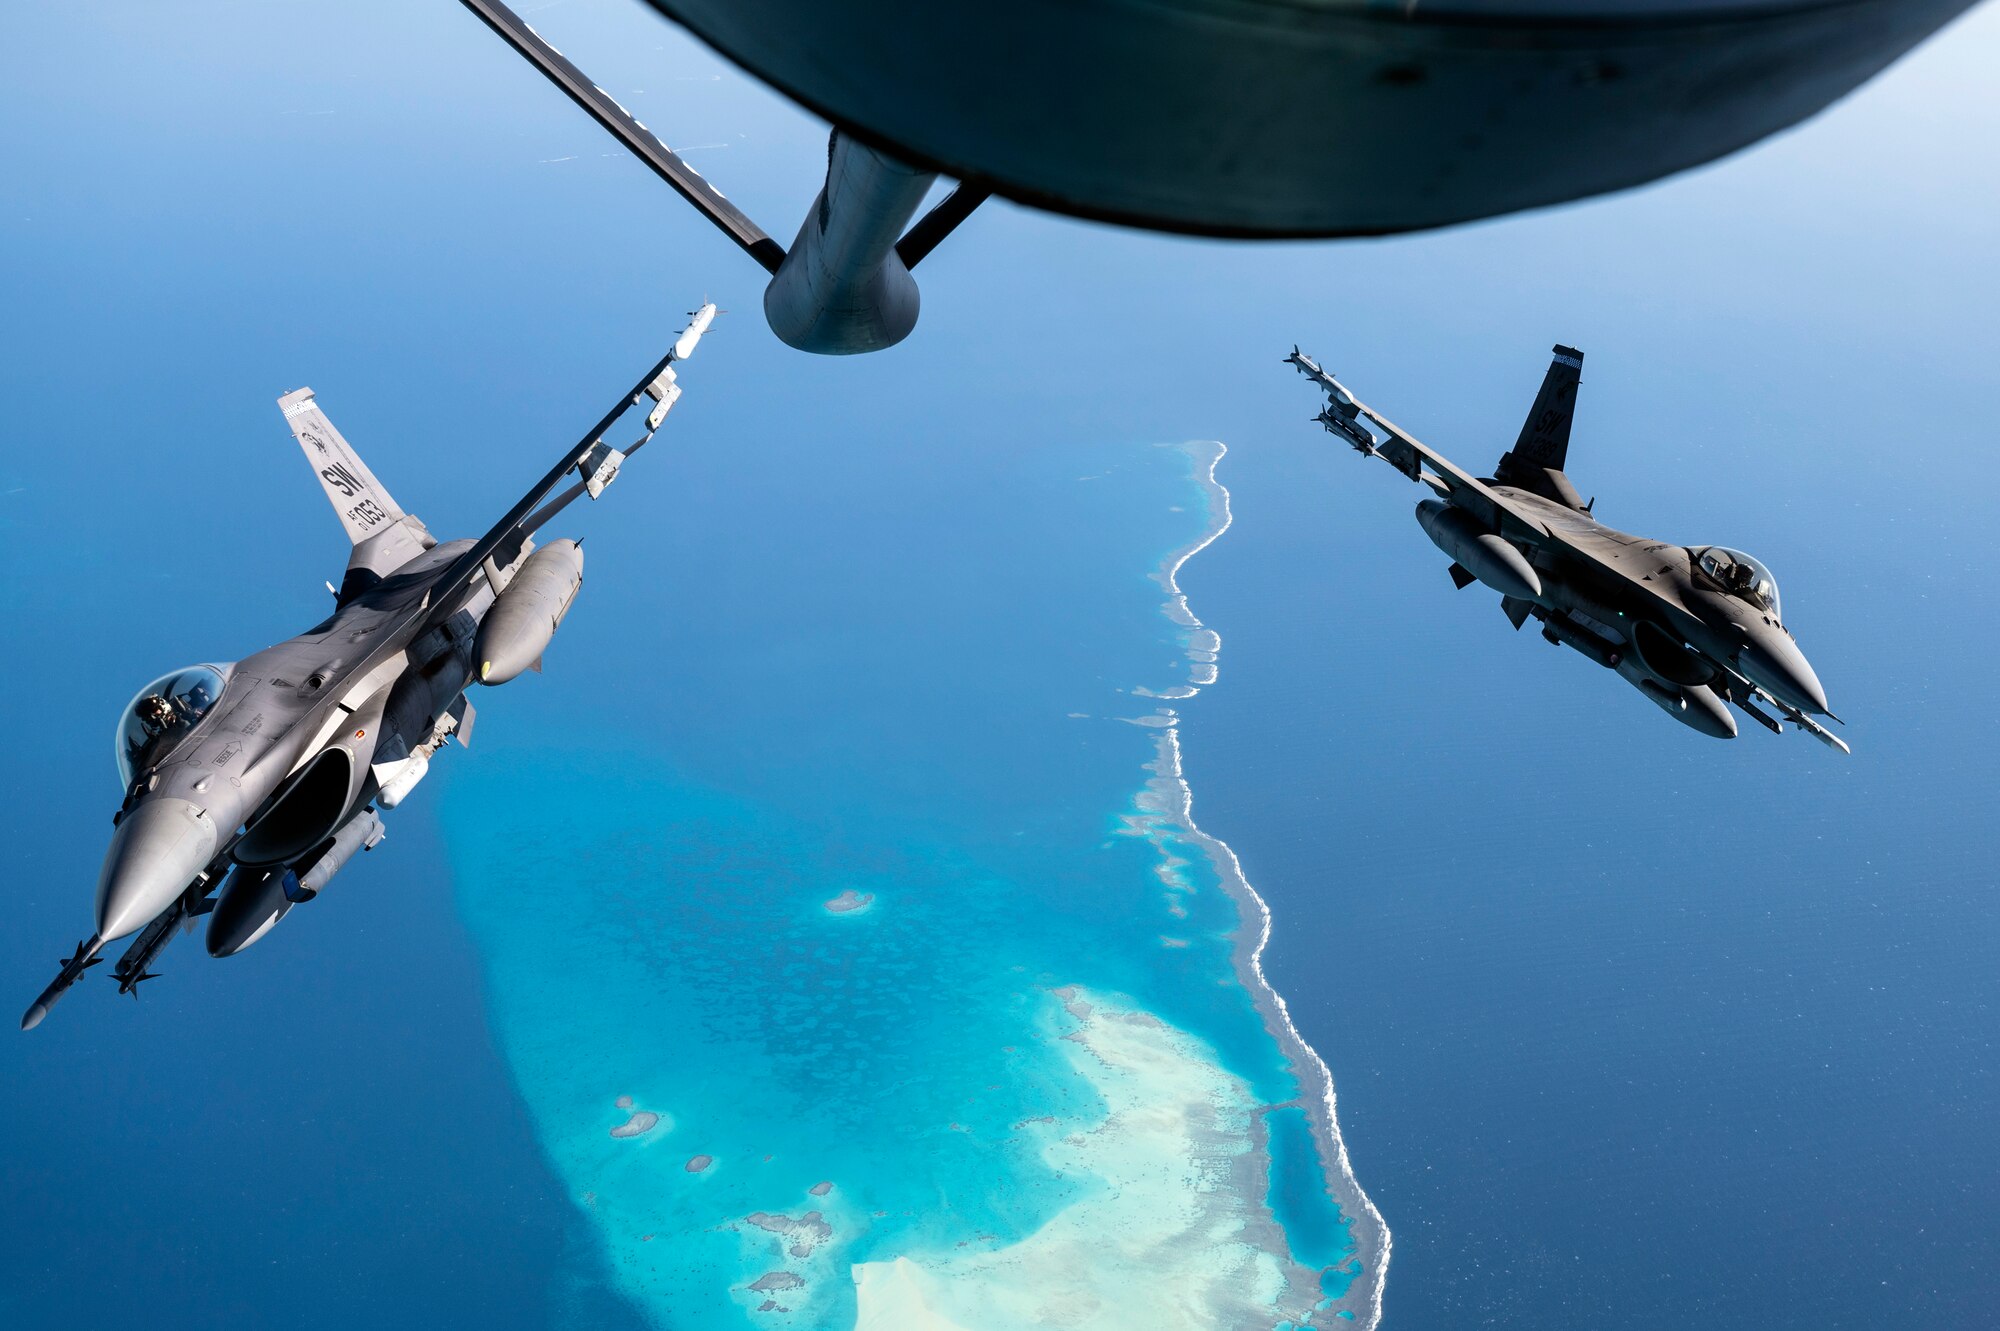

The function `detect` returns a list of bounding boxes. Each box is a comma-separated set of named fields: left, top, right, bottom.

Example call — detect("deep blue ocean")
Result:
left=1183, top=426, right=2000, bottom=1328
left=3, top=1, right=1997, bottom=1327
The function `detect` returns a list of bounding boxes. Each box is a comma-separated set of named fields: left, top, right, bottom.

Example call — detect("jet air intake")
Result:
left=1631, top=620, right=1717, bottom=688
left=1415, top=501, right=1541, bottom=602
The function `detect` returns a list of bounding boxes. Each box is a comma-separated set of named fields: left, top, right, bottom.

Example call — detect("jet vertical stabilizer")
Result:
left=279, top=388, right=413, bottom=543
left=1494, top=346, right=1587, bottom=509
left=281, top=388, right=435, bottom=593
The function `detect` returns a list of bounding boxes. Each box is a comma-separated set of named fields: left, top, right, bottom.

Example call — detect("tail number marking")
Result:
left=346, top=498, right=389, bottom=528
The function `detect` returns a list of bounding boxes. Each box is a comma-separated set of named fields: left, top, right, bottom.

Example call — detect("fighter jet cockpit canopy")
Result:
left=115, top=664, right=229, bottom=788
left=1693, top=547, right=1781, bottom=617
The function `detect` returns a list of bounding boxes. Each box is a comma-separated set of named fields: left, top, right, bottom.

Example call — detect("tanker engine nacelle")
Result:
left=477, top=539, right=584, bottom=686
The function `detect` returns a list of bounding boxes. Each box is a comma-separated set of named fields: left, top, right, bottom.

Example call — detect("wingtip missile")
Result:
left=1284, top=346, right=1373, bottom=440
left=1798, top=715, right=1852, bottom=754
left=672, top=302, right=719, bottom=361
left=1749, top=687, right=1852, bottom=753
left=1315, top=406, right=1377, bottom=453
left=20, top=937, right=105, bottom=1032
left=1285, top=346, right=1329, bottom=380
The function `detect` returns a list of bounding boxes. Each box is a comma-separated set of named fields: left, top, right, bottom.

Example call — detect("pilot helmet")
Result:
left=136, top=695, right=175, bottom=732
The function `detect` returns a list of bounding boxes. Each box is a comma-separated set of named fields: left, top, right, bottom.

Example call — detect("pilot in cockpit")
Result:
left=135, top=693, right=178, bottom=737
left=1694, top=546, right=1781, bottom=618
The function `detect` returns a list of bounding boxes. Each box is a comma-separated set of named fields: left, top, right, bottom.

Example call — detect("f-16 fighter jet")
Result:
left=21, top=305, right=719, bottom=1031
left=1286, top=346, right=1847, bottom=753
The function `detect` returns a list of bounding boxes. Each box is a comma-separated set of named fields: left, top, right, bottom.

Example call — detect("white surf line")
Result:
left=1142, top=439, right=1392, bottom=1330
left=1149, top=443, right=1233, bottom=629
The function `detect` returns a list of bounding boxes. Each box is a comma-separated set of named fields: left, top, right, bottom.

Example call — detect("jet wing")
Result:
left=1292, top=356, right=1715, bottom=638
left=249, top=311, right=717, bottom=781
left=1295, top=360, right=1550, bottom=549
left=408, top=307, right=719, bottom=640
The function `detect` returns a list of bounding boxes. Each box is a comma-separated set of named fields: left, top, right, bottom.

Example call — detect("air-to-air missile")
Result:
left=21, top=306, right=719, bottom=1031
left=1286, top=344, right=1848, bottom=751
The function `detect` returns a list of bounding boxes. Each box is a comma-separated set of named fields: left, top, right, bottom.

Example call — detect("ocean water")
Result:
left=441, top=440, right=1381, bottom=1326
left=1177, top=345, right=2000, bottom=1329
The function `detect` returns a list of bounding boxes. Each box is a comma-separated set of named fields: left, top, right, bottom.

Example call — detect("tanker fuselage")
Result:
left=642, top=0, right=1973, bottom=239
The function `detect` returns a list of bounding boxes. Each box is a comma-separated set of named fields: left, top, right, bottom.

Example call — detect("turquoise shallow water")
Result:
left=442, top=440, right=1371, bottom=1326
left=1265, top=1106, right=1354, bottom=1276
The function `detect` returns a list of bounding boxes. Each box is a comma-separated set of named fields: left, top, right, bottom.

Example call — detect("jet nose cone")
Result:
left=1742, top=635, right=1829, bottom=716
left=95, top=798, right=217, bottom=941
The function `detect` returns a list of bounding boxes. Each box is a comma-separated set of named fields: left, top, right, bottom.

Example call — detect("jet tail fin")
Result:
left=278, top=388, right=412, bottom=546
left=1498, top=345, right=1583, bottom=475
left=1493, top=345, right=1587, bottom=509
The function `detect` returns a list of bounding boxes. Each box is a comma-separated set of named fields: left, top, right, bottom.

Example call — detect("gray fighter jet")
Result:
left=21, top=305, right=719, bottom=1031
left=1287, top=345, right=1847, bottom=751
